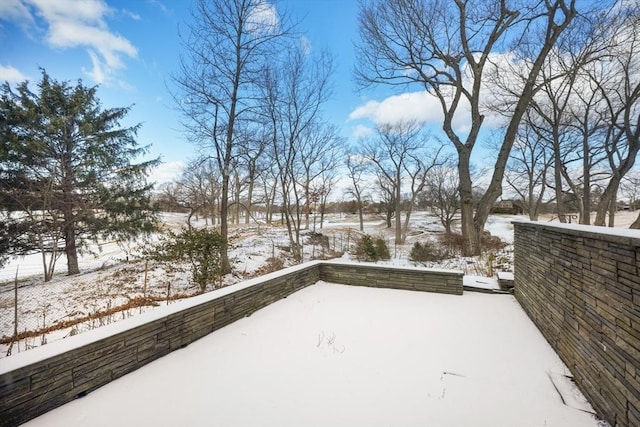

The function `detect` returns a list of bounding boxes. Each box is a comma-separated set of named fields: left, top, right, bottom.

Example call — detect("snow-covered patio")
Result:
left=22, top=281, right=601, bottom=427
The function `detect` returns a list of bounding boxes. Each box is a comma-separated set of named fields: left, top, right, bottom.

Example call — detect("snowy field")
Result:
left=0, top=210, right=637, bottom=358
left=23, top=282, right=602, bottom=427
left=0, top=211, right=502, bottom=357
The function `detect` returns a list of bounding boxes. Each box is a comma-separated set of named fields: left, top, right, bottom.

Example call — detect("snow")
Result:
left=2, top=210, right=637, bottom=358
left=464, top=274, right=500, bottom=290
left=513, top=218, right=640, bottom=240
left=22, top=282, right=602, bottom=427
left=485, top=214, right=518, bottom=243
left=0, top=261, right=320, bottom=374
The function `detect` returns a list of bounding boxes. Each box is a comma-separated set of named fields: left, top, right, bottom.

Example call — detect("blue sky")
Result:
left=0, top=0, right=459, bottom=184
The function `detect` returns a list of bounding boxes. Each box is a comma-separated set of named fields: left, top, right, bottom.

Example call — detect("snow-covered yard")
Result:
left=22, top=282, right=602, bottom=427
left=0, top=211, right=506, bottom=357
left=1, top=210, right=637, bottom=358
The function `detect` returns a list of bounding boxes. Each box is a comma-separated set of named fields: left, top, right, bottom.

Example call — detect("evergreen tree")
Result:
left=0, top=70, right=159, bottom=280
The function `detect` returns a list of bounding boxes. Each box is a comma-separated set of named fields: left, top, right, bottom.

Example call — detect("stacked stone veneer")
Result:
left=0, top=261, right=462, bottom=427
left=513, top=221, right=640, bottom=427
left=320, top=263, right=463, bottom=295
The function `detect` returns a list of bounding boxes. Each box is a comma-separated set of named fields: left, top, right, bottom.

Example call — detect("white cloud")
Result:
left=148, top=0, right=170, bottom=15
left=349, top=91, right=447, bottom=126
left=0, top=0, right=137, bottom=85
left=349, top=84, right=508, bottom=133
left=49, top=20, right=136, bottom=68
left=351, top=124, right=374, bottom=139
left=84, top=50, right=106, bottom=84
left=348, top=49, right=539, bottom=134
left=122, top=9, right=141, bottom=21
left=149, top=161, right=184, bottom=186
left=247, top=1, right=280, bottom=34
left=0, top=65, right=28, bottom=83
left=0, top=0, right=34, bottom=26
left=299, top=35, right=311, bottom=55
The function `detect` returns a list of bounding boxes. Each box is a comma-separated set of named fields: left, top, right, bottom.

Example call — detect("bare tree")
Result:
left=236, top=126, right=269, bottom=224
left=173, top=0, right=294, bottom=272
left=161, top=159, right=221, bottom=229
left=361, top=121, right=443, bottom=245
left=374, top=168, right=396, bottom=229
left=258, top=158, right=280, bottom=224
left=298, top=122, right=343, bottom=230
left=355, top=0, right=577, bottom=255
left=621, top=170, right=640, bottom=211
left=345, top=150, right=370, bottom=232
left=505, top=112, right=553, bottom=221
left=519, top=35, right=587, bottom=223
left=507, top=4, right=639, bottom=227
left=316, top=175, right=336, bottom=231
left=314, top=136, right=343, bottom=231
left=262, top=41, right=335, bottom=261
left=589, top=7, right=640, bottom=226
left=425, top=161, right=460, bottom=233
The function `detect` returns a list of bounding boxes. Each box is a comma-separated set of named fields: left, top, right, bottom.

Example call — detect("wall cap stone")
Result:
left=322, top=259, right=464, bottom=276
left=512, top=219, right=640, bottom=246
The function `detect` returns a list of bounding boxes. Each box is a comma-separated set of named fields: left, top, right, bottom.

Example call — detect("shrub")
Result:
left=353, top=234, right=390, bottom=262
left=374, top=237, right=391, bottom=260
left=481, top=232, right=509, bottom=251
left=148, top=227, right=226, bottom=292
left=438, top=232, right=465, bottom=255
left=438, top=232, right=508, bottom=255
left=306, top=232, right=329, bottom=248
left=262, top=256, right=285, bottom=274
left=409, top=241, right=450, bottom=263
left=353, top=234, right=377, bottom=261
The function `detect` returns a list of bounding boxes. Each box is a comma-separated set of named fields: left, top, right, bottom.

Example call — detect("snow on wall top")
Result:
left=512, top=219, right=640, bottom=244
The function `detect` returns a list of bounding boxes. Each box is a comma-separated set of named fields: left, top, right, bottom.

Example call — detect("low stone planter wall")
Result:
left=513, top=221, right=640, bottom=427
left=319, top=262, right=463, bottom=295
left=0, top=261, right=462, bottom=426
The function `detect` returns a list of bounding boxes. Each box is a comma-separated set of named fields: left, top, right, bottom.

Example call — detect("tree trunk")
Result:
left=595, top=179, right=621, bottom=226
left=608, top=198, right=615, bottom=227
left=352, top=186, right=365, bottom=232
left=458, top=150, right=477, bottom=255
left=39, top=233, right=55, bottom=282
left=444, top=222, right=452, bottom=235
left=63, top=216, right=79, bottom=275
left=220, top=172, right=231, bottom=274
left=394, top=182, right=402, bottom=245
left=402, top=210, right=413, bottom=245
left=61, top=148, right=80, bottom=276
left=553, top=152, right=567, bottom=223
left=305, top=191, right=311, bottom=230
left=580, top=130, right=590, bottom=224
left=245, top=176, right=253, bottom=225
left=594, top=136, right=639, bottom=224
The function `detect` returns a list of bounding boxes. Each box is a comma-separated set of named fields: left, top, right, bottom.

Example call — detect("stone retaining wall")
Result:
left=320, top=263, right=463, bottom=295
left=513, top=221, right=640, bottom=427
left=0, top=261, right=462, bottom=426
